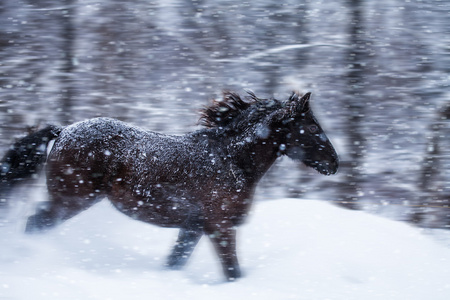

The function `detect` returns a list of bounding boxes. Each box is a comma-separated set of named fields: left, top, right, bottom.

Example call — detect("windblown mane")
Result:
left=199, top=91, right=261, bottom=128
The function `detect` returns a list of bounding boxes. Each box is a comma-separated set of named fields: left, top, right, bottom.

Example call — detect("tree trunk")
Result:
left=336, top=0, right=369, bottom=210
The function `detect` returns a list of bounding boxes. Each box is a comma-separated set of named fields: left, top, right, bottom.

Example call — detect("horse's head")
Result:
left=199, top=90, right=338, bottom=175
left=274, top=92, right=339, bottom=175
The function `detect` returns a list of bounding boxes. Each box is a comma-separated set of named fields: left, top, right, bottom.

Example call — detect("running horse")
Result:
left=0, top=91, right=338, bottom=281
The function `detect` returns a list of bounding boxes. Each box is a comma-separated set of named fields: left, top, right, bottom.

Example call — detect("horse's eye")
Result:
left=309, top=125, right=318, bottom=133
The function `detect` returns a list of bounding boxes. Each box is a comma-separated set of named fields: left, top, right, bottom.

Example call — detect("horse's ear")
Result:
left=272, top=91, right=312, bottom=122
left=288, top=91, right=300, bottom=103
left=298, top=92, right=311, bottom=113
left=288, top=91, right=311, bottom=115
left=299, top=92, right=311, bottom=103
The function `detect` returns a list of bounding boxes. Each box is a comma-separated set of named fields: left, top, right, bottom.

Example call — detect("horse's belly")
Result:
left=107, top=188, right=196, bottom=228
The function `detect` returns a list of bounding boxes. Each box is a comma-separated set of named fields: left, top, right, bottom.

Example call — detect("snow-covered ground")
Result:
left=1, top=199, right=450, bottom=300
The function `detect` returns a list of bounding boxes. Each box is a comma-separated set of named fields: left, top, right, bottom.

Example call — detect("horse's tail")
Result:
left=0, top=125, right=62, bottom=206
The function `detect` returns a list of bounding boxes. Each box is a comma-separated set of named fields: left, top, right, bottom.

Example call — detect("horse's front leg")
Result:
left=205, top=221, right=241, bottom=281
left=166, top=227, right=203, bottom=269
left=166, top=207, right=204, bottom=269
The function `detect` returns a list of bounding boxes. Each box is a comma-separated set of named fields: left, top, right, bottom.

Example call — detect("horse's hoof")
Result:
left=24, top=213, right=55, bottom=234
left=225, top=266, right=242, bottom=282
left=165, top=255, right=187, bottom=270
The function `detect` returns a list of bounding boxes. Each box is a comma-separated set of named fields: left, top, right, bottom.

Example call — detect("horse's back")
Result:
left=46, top=118, right=149, bottom=194
left=52, top=117, right=143, bottom=151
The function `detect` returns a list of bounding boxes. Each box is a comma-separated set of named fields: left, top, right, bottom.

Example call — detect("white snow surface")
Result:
left=1, top=198, right=450, bottom=300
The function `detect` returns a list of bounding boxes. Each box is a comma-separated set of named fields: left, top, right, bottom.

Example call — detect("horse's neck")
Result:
left=224, top=128, right=280, bottom=183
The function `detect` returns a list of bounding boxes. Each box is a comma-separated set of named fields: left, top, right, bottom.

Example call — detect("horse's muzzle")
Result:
left=316, top=158, right=339, bottom=176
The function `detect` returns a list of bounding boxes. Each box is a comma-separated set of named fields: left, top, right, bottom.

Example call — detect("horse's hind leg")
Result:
left=166, top=214, right=204, bottom=269
left=25, top=193, right=100, bottom=233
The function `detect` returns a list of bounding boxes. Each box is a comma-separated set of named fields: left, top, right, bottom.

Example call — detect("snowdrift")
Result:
left=1, top=199, right=449, bottom=300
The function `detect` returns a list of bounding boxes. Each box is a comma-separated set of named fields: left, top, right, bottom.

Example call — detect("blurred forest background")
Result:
left=0, top=0, right=449, bottom=228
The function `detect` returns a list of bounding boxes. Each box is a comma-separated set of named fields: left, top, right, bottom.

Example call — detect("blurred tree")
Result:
left=413, top=105, right=450, bottom=227
left=336, top=0, right=370, bottom=210
left=58, top=0, right=76, bottom=124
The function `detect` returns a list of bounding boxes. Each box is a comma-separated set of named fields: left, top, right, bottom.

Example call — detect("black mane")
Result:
left=199, top=91, right=313, bottom=130
left=200, top=91, right=285, bottom=129
left=199, top=91, right=261, bottom=128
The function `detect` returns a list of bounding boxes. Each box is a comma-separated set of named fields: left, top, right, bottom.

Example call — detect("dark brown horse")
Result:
left=0, top=91, right=338, bottom=281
